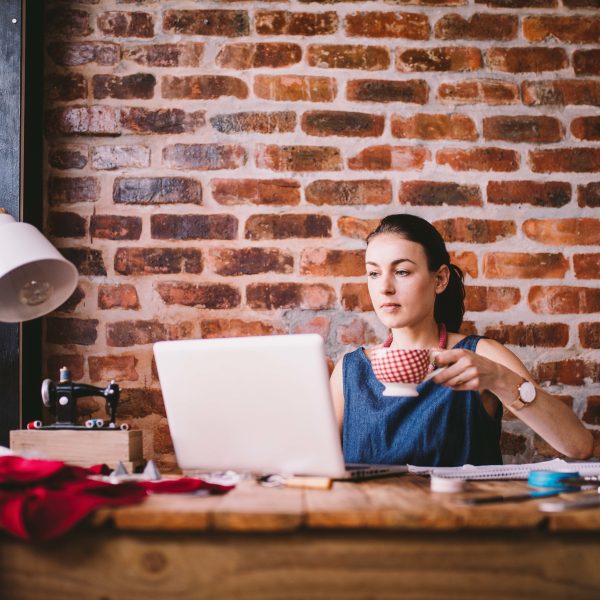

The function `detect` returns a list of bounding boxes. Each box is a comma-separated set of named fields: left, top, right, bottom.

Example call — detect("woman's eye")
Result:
left=395, top=270, right=409, bottom=277
left=367, top=271, right=379, bottom=279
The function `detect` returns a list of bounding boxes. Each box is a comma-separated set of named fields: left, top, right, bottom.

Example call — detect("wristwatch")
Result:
left=509, top=379, right=537, bottom=410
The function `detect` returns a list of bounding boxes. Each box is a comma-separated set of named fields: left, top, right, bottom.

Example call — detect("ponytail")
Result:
left=367, top=214, right=466, bottom=332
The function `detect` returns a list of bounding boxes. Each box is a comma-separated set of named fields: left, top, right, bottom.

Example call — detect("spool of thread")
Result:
left=26, top=420, right=42, bottom=430
left=119, top=423, right=130, bottom=431
left=85, top=419, right=95, bottom=428
left=430, top=475, right=466, bottom=493
left=95, top=418, right=104, bottom=429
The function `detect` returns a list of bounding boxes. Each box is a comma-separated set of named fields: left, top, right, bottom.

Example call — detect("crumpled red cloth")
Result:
left=0, top=456, right=234, bottom=541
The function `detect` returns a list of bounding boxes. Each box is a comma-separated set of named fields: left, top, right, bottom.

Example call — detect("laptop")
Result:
left=153, top=334, right=407, bottom=480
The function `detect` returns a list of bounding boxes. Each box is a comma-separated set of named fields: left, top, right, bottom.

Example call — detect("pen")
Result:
left=460, top=489, right=563, bottom=506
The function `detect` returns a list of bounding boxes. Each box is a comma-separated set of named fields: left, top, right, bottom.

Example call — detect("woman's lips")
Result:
left=380, top=303, right=401, bottom=311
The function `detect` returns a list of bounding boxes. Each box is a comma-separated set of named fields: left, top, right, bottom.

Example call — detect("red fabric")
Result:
left=0, top=456, right=234, bottom=541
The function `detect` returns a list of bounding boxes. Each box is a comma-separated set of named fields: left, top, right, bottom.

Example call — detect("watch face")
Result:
left=520, top=381, right=536, bottom=403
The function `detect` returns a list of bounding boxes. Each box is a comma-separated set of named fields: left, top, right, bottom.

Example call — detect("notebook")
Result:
left=153, top=334, right=407, bottom=480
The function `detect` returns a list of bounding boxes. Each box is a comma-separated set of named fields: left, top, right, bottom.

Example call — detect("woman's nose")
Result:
left=380, top=273, right=395, bottom=294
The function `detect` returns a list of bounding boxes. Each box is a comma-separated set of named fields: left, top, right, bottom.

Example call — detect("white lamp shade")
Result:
left=0, top=213, right=79, bottom=322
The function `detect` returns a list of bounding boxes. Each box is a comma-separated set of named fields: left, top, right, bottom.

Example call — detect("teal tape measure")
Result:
left=528, top=470, right=580, bottom=491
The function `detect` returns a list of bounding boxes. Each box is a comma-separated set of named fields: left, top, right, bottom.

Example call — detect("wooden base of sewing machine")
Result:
left=9, top=429, right=144, bottom=471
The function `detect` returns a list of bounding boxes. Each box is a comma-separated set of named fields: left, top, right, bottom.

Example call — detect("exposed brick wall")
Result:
left=43, top=0, right=600, bottom=470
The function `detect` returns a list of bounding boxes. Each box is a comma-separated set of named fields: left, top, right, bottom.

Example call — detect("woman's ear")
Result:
left=435, top=264, right=450, bottom=294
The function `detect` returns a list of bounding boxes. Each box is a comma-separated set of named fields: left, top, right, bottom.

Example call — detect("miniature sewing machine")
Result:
left=41, top=366, right=119, bottom=429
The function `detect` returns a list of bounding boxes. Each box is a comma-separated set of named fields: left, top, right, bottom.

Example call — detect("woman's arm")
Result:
left=330, top=357, right=345, bottom=432
left=433, top=339, right=594, bottom=460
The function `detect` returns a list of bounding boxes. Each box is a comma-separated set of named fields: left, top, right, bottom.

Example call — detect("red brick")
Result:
left=564, top=0, right=600, bottom=6
left=434, top=218, right=516, bottom=243
left=163, top=10, right=249, bottom=36
left=578, top=183, right=600, bottom=208
left=534, top=359, right=599, bottom=386
left=487, top=181, right=571, bottom=207
left=254, top=75, right=337, bottom=102
left=438, top=78, right=519, bottom=105
left=256, top=11, right=338, bottom=35
left=120, top=107, right=205, bottom=134
left=210, top=111, right=295, bottom=135
left=574, top=254, right=600, bottom=280
left=341, top=283, right=373, bottom=312
left=156, top=283, right=240, bottom=309
left=500, top=431, right=527, bottom=456
left=523, top=16, right=600, bottom=43
left=338, top=318, right=378, bottom=347
left=523, top=219, right=600, bottom=246
left=61, top=248, right=106, bottom=276
left=90, top=215, right=142, bottom=240
left=122, top=43, right=204, bottom=67
left=583, top=396, right=600, bottom=426
left=449, top=252, right=478, bottom=279
left=88, top=355, right=138, bottom=383
left=487, top=47, right=567, bottom=72
left=349, top=145, right=430, bottom=170
left=397, top=47, right=481, bottom=72
left=245, top=214, right=331, bottom=240
left=211, top=179, right=299, bottom=206
left=306, top=180, right=392, bottom=206
left=392, top=113, right=477, bottom=141
left=475, top=0, right=556, bottom=6
left=530, top=148, right=600, bottom=173
left=48, top=177, right=100, bottom=205
left=48, top=211, right=87, bottom=238
left=292, top=316, right=331, bottom=340
left=307, top=45, right=390, bottom=70
left=337, top=217, right=381, bottom=241
left=522, top=80, right=600, bottom=107
left=528, top=286, right=600, bottom=313
left=399, top=181, right=482, bottom=206
left=92, top=145, right=149, bottom=170
left=200, top=319, right=284, bottom=339
left=114, top=177, right=202, bottom=205
left=247, top=283, right=336, bottom=310
left=45, top=106, right=120, bottom=137
left=153, top=419, right=174, bottom=456
left=256, top=145, right=342, bottom=172
left=48, top=145, right=88, bottom=170
left=46, top=8, right=92, bottom=37
left=46, top=317, right=98, bottom=346
left=345, top=12, right=429, bottom=39
left=114, top=248, right=203, bottom=275
left=47, top=355, right=84, bottom=382
left=97, top=12, right=154, bottom=38
left=435, top=13, right=517, bottom=40
left=460, top=321, right=479, bottom=337
left=208, top=248, right=293, bottom=276
left=162, top=76, right=248, bottom=100
left=58, top=285, right=85, bottom=314
left=484, top=253, right=568, bottom=279
left=573, top=50, right=600, bottom=76
left=437, top=147, right=519, bottom=171
left=98, top=284, right=140, bottom=310
left=106, top=320, right=194, bottom=347
left=47, top=41, right=120, bottom=67
left=118, top=388, right=166, bottom=419
left=150, top=214, right=238, bottom=240
left=571, top=117, right=600, bottom=141
left=163, top=144, right=246, bottom=170
left=465, top=286, right=521, bottom=311
left=347, top=79, right=428, bottom=104
left=93, top=74, right=155, bottom=100
left=302, top=111, right=384, bottom=137
left=45, top=73, right=87, bottom=102
left=300, top=249, right=365, bottom=277
left=484, top=322, right=569, bottom=347
left=216, top=43, right=301, bottom=69
left=580, top=323, right=600, bottom=349
left=483, top=116, right=562, bottom=143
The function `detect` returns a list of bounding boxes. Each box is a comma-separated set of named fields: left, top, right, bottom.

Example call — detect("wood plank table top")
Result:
left=92, top=474, right=600, bottom=534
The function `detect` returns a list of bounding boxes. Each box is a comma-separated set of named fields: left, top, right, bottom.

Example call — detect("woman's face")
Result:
left=365, top=233, right=446, bottom=330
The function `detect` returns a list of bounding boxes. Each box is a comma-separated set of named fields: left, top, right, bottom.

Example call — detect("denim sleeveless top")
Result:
left=342, top=335, right=502, bottom=467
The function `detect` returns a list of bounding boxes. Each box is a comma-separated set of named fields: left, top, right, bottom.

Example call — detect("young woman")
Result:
left=330, top=214, right=592, bottom=466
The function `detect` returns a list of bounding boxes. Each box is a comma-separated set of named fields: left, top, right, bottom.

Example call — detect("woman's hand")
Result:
left=432, top=348, right=506, bottom=392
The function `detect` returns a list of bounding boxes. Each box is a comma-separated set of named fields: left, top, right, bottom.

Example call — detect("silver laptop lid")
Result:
left=154, top=334, right=347, bottom=477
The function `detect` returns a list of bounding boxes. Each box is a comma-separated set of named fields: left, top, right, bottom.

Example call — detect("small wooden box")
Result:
left=10, top=429, right=144, bottom=471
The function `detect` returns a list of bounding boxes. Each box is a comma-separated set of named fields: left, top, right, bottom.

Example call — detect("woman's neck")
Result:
left=389, top=321, right=441, bottom=350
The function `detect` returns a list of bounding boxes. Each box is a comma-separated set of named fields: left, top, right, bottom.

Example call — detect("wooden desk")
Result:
left=2, top=474, right=600, bottom=599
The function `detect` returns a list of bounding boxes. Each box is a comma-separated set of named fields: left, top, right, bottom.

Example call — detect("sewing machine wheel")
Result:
left=41, top=378, right=55, bottom=407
